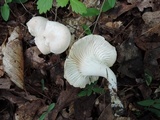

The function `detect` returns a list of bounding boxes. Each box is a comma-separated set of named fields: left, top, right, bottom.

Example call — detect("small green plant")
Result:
left=78, top=81, right=105, bottom=97
left=137, top=99, right=160, bottom=117
left=144, top=70, right=152, bottom=86
left=82, top=24, right=92, bottom=35
left=0, top=0, right=27, bottom=21
left=39, top=103, right=55, bottom=120
left=37, top=0, right=116, bottom=16
left=102, top=0, right=116, bottom=12
left=37, top=0, right=87, bottom=14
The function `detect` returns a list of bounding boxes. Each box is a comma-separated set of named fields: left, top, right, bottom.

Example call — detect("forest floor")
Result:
left=0, top=0, right=160, bottom=120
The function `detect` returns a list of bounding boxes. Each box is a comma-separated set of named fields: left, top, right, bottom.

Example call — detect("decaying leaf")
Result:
left=15, top=100, right=45, bottom=120
left=74, top=95, right=96, bottom=120
left=0, top=46, right=5, bottom=77
left=0, top=78, right=12, bottom=89
left=142, top=11, right=160, bottom=36
left=127, top=0, right=154, bottom=11
left=2, top=26, right=24, bottom=89
left=25, top=46, right=45, bottom=69
left=142, top=11, right=160, bottom=27
left=50, top=83, right=80, bottom=119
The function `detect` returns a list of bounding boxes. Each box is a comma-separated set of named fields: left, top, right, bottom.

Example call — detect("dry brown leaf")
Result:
left=142, top=11, right=160, bottom=36
left=2, top=26, right=24, bottom=89
left=127, top=0, right=154, bottom=11
left=0, top=46, right=4, bottom=77
left=98, top=104, right=114, bottom=120
left=142, top=24, right=160, bottom=36
left=0, top=78, right=12, bottom=89
left=50, top=83, right=80, bottom=120
left=74, top=95, right=96, bottom=120
left=15, top=100, right=44, bottom=120
left=105, top=21, right=123, bottom=30
left=25, top=46, right=45, bottom=69
left=142, top=11, right=160, bottom=27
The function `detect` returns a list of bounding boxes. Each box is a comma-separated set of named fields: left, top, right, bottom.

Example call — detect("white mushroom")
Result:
left=43, top=21, right=71, bottom=54
left=26, top=16, right=48, bottom=37
left=26, top=16, right=71, bottom=55
left=64, top=34, right=124, bottom=114
left=34, top=36, right=50, bottom=54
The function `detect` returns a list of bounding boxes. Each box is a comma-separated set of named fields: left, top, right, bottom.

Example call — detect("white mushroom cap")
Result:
left=43, top=21, right=71, bottom=54
left=26, top=16, right=48, bottom=37
left=34, top=36, right=50, bottom=54
left=64, top=34, right=117, bottom=88
left=26, top=16, right=71, bottom=55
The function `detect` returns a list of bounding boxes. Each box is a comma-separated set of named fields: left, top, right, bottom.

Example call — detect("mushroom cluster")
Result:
left=26, top=16, right=71, bottom=55
left=64, top=34, right=124, bottom=114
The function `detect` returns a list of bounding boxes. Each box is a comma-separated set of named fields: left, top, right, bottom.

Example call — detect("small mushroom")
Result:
left=26, top=16, right=71, bottom=54
left=64, top=34, right=124, bottom=114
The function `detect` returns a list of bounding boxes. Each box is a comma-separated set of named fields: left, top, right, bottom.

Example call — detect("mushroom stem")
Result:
left=80, top=60, right=124, bottom=114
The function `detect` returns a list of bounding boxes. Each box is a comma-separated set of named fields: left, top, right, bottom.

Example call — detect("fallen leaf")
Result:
left=144, top=47, right=160, bottom=79
left=2, top=26, right=24, bottom=89
left=0, top=78, right=12, bottom=89
left=138, top=84, right=152, bottom=99
left=50, top=83, right=80, bottom=120
left=74, top=95, right=96, bottom=120
left=15, top=100, right=44, bottom=120
left=0, top=97, right=15, bottom=120
left=105, top=21, right=123, bottom=30
left=0, top=46, right=4, bottom=77
left=25, top=46, right=45, bottom=69
left=135, top=35, right=160, bottom=51
left=142, top=11, right=160, bottom=36
left=142, top=11, right=160, bottom=27
left=127, top=0, right=154, bottom=11
left=0, top=66, right=4, bottom=77
left=98, top=104, right=114, bottom=120
left=117, top=38, right=143, bottom=78
left=115, top=117, right=131, bottom=120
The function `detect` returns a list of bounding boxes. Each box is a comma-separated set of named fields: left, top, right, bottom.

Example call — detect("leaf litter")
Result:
left=0, top=0, right=160, bottom=120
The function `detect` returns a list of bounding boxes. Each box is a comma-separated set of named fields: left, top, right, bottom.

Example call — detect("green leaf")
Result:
left=1, top=3, right=10, bottom=21
left=57, top=0, right=69, bottom=7
left=87, top=88, right=92, bottom=96
left=47, top=103, right=55, bottom=112
left=154, top=99, right=160, bottom=104
left=6, top=0, right=12, bottom=3
left=152, top=104, right=160, bottom=109
left=39, top=112, right=47, bottom=120
left=70, top=0, right=87, bottom=14
left=37, top=0, right=53, bottom=14
left=146, top=108, right=160, bottom=117
left=82, top=24, right=92, bottom=35
left=145, top=72, right=152, bottom=86
left=39, top=103, right=55, bottom=120
left=137, top=99, right=154, bottom=107
left=78, top=90, right=87, bottom=97
left=12, top=0, right=28, bottom=3
left=108, top=0, right=116, bottom=8
left=92, top=87, right=105, bottom=94
left=102, top=0, right=116, bottom=12
left=82, top=8, right=100, bottom=16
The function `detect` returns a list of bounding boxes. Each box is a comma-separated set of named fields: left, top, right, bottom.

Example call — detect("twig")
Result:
left=92, top=0, right=106, bottom=33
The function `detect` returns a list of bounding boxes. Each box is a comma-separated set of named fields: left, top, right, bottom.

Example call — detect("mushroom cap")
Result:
left=26, top=16, right=48, bottom=37
left=43, top=21, right=71, bottom=54
left=34, top=36, right=50, bottom=54
left=27, top=16, right=71, bottom=55
left=64, top=34, right=117, bottom=88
